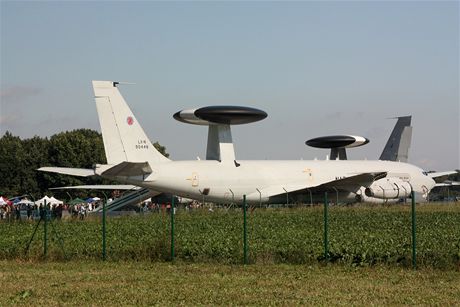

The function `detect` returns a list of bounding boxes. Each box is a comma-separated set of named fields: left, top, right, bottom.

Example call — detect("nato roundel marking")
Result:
left=174, top=106, right=267, bottom=125
left=306, top=135, right=369, bottom=148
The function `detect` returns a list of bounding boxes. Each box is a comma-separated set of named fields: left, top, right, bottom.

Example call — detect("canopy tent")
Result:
left=17, top=198, right=34, bottom=205
left=0, top=197, right=11, bottom=205
left=35, top=196, right=63, bottom=206
left=49, top=196, right=63, bottom=205
left=11, top=197, right=21, bottom=204
left=35, top=196, right=51, bottom=206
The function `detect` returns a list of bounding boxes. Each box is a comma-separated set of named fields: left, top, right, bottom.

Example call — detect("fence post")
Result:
left=411, top=191, right=416, bottom=269
left=324, top=192, right=329, bottom=261
left=102, top=197, right=107, bottom=261
left=171, top=195, right=175, bottom=262
left=44, top=200, right=48, bottom=258
left=243, top=195, right=248, bottom=265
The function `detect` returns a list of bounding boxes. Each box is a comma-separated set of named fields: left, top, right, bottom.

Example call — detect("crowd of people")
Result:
left=140, top=199, right=204, bottom=213
left=0, top=195, right=67, bottom=221
left=0, top=195, right=211, bottom=222
left=68, top=202, right=103, bottom=219
left=0, top=195, right=103, bottom=221
left=0, top=203, right=65, bottom=221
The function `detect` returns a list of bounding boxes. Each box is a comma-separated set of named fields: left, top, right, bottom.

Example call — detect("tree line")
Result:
left=0, top=129, right=168, bottom=200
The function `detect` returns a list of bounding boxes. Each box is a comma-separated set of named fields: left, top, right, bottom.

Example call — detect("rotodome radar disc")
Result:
left=174, top=106, right=267, bottom=125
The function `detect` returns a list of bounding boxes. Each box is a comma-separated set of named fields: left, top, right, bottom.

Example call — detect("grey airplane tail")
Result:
left=379, top=116, right=412, bottom=162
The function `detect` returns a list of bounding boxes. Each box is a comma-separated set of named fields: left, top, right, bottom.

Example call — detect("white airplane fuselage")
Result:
left=99, top=159, right=435, bottom=204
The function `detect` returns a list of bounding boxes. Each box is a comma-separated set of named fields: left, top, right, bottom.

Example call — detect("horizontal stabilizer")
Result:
left=49, top=185, right=141, bottom=190
left=38, top=167, right=95, bottom=177
left=101, top=161, right=152, bottom=177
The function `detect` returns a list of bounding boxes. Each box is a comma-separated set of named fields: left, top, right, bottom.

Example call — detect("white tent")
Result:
left=35, top=196, right=63, bottom=206
left=49, top=196, right=63, bottom=205
left=0, top=197, right=9, bottom=205
left=17, top=198, right=34, bottom=205
left=35, top=196, right=52, bottom=206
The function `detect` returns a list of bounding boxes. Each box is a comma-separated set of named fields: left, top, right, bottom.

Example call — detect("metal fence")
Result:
left=0, top=194, right=459, bottom=269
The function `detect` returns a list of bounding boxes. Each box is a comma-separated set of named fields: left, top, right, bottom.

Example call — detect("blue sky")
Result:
left=1, top=1, right=458, bottom=171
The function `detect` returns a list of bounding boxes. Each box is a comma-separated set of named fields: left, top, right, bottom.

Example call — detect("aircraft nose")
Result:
left=427, top=177, right=436, bottom=190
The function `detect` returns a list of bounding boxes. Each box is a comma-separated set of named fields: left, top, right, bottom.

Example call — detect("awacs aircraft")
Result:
left=39, top=81, right=440, bottom=204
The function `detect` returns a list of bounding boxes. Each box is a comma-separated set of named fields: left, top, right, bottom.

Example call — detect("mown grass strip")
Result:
left=0, top=261, right=459, bottom=305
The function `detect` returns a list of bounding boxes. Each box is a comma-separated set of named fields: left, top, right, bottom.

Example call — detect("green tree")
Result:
left=44, top=129, right=107, bottom=193
left=153, top=141, right=169, bottom=158
left=0, top=129, right=169, bottom=198
left=20, top=136, right=50, bottom=199
left=0, top=131, right=24, bottom=197
left=48, top=129, right=106, bottom=168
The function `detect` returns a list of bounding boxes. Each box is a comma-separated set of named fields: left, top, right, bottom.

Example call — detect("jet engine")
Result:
left=364, top=178, right=412, bottom=199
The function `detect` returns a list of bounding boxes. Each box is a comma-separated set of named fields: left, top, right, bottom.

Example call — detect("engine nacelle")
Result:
left=365, top=178, right=412, bottom=199
left=357, top=194, right=402, bottom=204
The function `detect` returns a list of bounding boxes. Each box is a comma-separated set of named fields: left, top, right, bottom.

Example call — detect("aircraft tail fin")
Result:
left=379, top=116, right=412, bottom=162
left=92, top=81, right=170, bottom=165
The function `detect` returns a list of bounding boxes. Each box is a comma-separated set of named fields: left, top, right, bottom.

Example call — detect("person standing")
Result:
left=27, top=204, right=32, bottom=220
left=15, top=205, right=20, bottom=220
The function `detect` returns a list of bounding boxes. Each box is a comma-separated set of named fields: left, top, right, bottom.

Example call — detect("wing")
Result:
left=247, top=172, right=387, bottom=201
left=428, top=170, right=459, bottom=180
left=435, top=181, right=460, bottom=187
left=309, top=172, right=387, bottom=192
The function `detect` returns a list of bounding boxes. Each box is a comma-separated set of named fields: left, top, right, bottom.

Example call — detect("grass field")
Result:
left=1, top=204, right=459, bottom=305
left=1, top=203, right=459, bottom=269
left=1, top=261, right=459, bottom=305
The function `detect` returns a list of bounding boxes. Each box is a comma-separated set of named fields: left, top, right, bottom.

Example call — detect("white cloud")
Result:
left=0, top=86, right=42, bottom=104
left=0, top=114, right=18, bottom=125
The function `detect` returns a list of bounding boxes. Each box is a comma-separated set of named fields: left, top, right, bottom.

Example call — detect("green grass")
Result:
left=0, top=261, right=459, bottom=305
left=0, top=203, right=459, bottom=268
